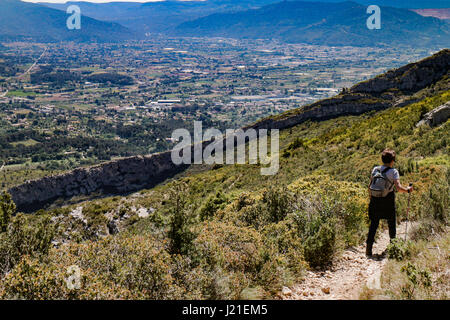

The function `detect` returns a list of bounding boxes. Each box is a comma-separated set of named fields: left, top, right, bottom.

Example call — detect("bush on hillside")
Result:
left=199, top=191, right=227, bottom=221
left=167, top=183, right=197, bottom=255
left=0, top=234, right=178, bottom=299
left=386, top=238, right=412, bottom=261
left=0, top=192, right=15, bottom=233
left=240, top=186, right=293, bottom=229
left=293, top=195, right=345, bottom=268
left=0, top=213, right=54, bottom=276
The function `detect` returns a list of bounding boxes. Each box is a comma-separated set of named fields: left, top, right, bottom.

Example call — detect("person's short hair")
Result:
left=381, top=149, right=396, bottom=164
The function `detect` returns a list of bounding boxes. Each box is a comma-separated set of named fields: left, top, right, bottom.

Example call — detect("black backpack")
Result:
left=369, top=166, right=394, bottom=197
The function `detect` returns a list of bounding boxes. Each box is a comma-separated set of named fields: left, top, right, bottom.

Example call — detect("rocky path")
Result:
left=281, top=222, right=411, bottom=300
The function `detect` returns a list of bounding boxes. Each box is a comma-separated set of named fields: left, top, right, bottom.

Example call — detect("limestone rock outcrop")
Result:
left=8, top=152, right=187, bottom=212
left=248, top=93, right=391, bottom=131
left=351, top=49, right=450, bottom=94
left=416, top=102, right=450, bottom=127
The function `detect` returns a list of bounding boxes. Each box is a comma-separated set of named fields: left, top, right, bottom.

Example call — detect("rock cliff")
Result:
left=9, top=152, right=188, bottom=212
left=351, top=49, right=450, bottom=95
left=248, top=93, right=391, bottom=130
left=416, top=102, right=450, bottom=127
left=250, top=49, right=450, bottom=131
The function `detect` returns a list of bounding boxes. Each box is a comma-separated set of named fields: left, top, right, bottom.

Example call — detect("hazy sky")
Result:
left=23, top=1, right=165, bottom=3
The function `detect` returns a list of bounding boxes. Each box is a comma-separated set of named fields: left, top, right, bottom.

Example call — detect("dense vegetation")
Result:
left=30, top=67, right=134, bottom=86
left=30, top=69, right=81, bottom=85
left=0, top=77, right=448, bottom=298
left=0, top=54, right=26, bottom=77
left=0, top=99, right=224, bottom=188
left=86, top=73, right=134, bottom=86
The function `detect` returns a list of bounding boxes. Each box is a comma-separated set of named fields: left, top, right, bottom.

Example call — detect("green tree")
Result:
left=0, top=192, right=16, bottom=233
left=199, top=191, right=227, bottom=221
left=168, top=182, right=196, bottom=255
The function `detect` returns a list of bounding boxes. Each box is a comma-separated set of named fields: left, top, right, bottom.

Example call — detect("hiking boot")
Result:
left=366, top=243, right=373, bottom=257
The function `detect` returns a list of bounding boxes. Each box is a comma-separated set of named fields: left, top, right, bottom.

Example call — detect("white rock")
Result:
left=282, top=287, right=292, bottom=295
left=137, top=207, right=149, bottom=218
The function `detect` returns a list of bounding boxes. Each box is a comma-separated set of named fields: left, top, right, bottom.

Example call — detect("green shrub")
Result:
left=126, top=246, right=177, bottom=299
left=189, top=220, right=302, bottom=298
left=0, top=213, right=55, bottom=275
left=240, top=187, right=293, bottom=229
left=387, top=238, right=411, bottom=261
left=428, top=172, right=449, bottom=223
left=293, top=195, right=343, bottom=268
left=235, top=192, right=255, bottom=212
left=199, top=191, right=227, bottom=221
left=400, top=262, right=432, bottom=299
left=0, top=256, right=65, bottom=300
left=240, top=201, right=266, bottom=230
left=0, top=234, right=179, bottom=299
left=193, top=222, right=264, bottom=275
left=167, top=183, right=197, bottom=255
left=338, top=196, right=367, bottom=246
left=282, top=137, right=306, bottom=158
left=0, top=192, right=15, bottom=233
left=303, top=221, right=336, bottom=269
left=262, top=186, right=292, bottom=223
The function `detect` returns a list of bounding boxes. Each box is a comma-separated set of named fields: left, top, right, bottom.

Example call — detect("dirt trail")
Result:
left=18, top=47, right=47, bottom=79
left=281, top=222, right=412, bottom=300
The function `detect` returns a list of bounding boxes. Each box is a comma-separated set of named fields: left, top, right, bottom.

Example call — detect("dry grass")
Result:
left=361, top=224, right=449, bottom=300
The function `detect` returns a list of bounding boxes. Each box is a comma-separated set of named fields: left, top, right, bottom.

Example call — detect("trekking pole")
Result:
left=404, top=183, right=413, bottom=241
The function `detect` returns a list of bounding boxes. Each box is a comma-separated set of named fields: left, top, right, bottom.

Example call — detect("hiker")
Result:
left=366, top=149, right=413, bottom=257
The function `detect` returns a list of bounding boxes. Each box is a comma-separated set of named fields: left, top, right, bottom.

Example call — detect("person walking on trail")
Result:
left=366, top=149, right=413, bottom=257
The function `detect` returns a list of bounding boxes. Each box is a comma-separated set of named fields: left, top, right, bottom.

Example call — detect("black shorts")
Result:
left=369, top=191, right=396, bottom=220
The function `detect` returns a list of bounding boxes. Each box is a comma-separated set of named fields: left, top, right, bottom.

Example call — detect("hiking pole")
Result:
left=404, top=183, right=413, bottom=241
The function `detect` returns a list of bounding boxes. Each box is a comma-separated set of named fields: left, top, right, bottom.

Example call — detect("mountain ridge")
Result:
left=41, top=0, right=280, bottom=33
left=0, top=0, right=134, bottom=42
left=250, top=49, right=450, bottom=130
left=174, top=1, right=450, bottom=47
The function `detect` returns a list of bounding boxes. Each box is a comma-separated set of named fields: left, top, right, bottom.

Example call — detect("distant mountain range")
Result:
left=38, top=0, right=450, bottom=33
left=0, top=0, right=133, bottom=42
left=413, top=9, right=450, bottom=20
left=285, top=1, right=450, bottom=9
left=174, top=1, right=450, bottom=47
left=41, top=0, right=280, bottom=33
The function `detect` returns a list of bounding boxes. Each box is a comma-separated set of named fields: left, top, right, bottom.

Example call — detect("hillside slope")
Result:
left=0, top=0, right=133, bottom=42
left=251, top=49, right=450, bottom=129
left=8, top=49, right=450, bottom=212
left=175, top=1, right=450, bottom=47
left=42, top=0, right=279, bottom=33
